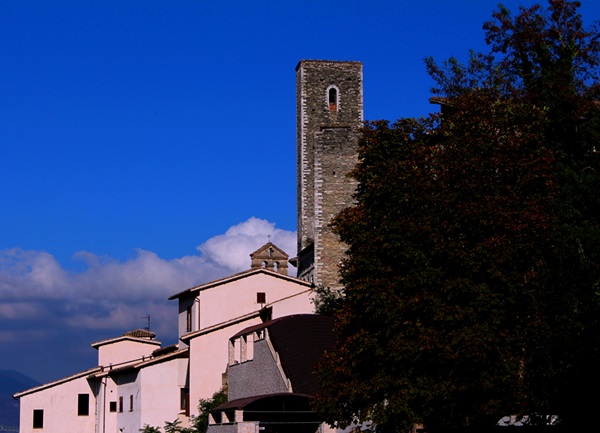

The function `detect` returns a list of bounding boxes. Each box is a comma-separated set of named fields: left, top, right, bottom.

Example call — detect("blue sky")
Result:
left=2, top=0, right=600, bottom=384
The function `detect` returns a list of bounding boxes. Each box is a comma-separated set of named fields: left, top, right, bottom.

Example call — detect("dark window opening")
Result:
left=129, top=395, right=133, bottom=412
left=186, top=306, right=192, bottom=332
left=118, top=396, right=123, bottom=413
left=329, top=88, right=337, bottom=111
left=257, top=292, right=266, bottom=304
left=78, top=393, right=90, bottom=416
left=33, top=409, right=43, bottom=429
left=109, top=401, right=117, bottom=412
left=181, top=388, right=190, bottom=416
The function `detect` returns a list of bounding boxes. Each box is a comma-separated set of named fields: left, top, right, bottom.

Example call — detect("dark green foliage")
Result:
left=139, top=419, right=194, bottom=433
left=138, top=389, right=227, bottom=433
left=140, top=425, right=162, bottom=433
left=313, top=285, right=345, bottom=316
left=315, top=1, right=600, bottom=432
left=194, top=388, right=228, bottom=433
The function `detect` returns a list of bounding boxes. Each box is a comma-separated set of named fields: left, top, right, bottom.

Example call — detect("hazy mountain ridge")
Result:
left=0, top=370, right=40, bottom=428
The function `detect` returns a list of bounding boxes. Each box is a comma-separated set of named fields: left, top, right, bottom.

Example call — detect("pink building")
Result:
left=14, top=242, right=316, bottom=433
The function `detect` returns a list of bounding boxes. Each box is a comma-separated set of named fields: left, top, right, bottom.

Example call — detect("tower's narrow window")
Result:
left=328, top=87, right=338, bottom=111
left=186, top=306, right=192, bottom=332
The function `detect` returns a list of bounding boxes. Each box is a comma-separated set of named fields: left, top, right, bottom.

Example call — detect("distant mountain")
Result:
left=0, top=370, right=40, bottom=429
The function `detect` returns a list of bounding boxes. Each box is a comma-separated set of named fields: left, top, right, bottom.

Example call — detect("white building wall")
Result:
left=176, top=271, right=313, bottom=340
left=189, top=319, right=263, bottom=417
left=187, top=279, right=315, bottom=417
left=197, top=273, right=309, bottom=330
left=18, top=375, right=97, bottom=433
left=96, top=368, right=140, bottom=433
left=97, top=339, right=160, bottom=366
left=93, top=355, right=188, bottom=433
left=139, top=357, right=190, bottom=428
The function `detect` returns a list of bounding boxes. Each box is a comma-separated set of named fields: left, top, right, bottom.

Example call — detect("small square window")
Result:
left=33, top=409, right=43, bottom=429
left=257, top=292, right=266, bottom=304
left=78, top=393, right=89, bottom=416
left=109, top=401, right=117, bottom=412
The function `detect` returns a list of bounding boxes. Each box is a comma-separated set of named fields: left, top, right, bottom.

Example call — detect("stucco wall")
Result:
left=197, top=273, right=310, bottom=330
left=139, top=357, right=189, bottom=428
left=19, top=375, right=96, bottom=433
left=97, top=339, right=160, bottom=366
left=189, top=318, right=263, bottom=417
left=187, top=277, right=314, bottom=416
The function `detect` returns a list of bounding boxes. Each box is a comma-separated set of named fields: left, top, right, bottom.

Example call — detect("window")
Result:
left=328, top=86, right=338, bottom=111
left=78, top=393, right=89, bottom=416
left=33, top=409, right=43, bottom=429
left=180, top=388, right=190, bottom=416
left=118, top=396, right=123, bottom=413
left=129, top=395, right=133, bottom=412
left=109, top=401, right=117, bottom=412
left=256, top=292, right=266, bottom=304
left=186, top=306, right=192, bottom=332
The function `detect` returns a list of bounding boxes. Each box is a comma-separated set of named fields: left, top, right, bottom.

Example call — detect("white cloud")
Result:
left=198, top=217, right=297, bottom=272
left=0, top=217, right=297, bottom=336
left=0, top=302, right=41, bottom=319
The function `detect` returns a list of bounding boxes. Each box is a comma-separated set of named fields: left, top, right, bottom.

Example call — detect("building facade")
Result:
left=295, top=60, right=363, bottom=289
left=207, top=314, right=336, bottom=433
left=14, top=243, right=316, bottom=433
left=14, top=59, right=364, bottom=433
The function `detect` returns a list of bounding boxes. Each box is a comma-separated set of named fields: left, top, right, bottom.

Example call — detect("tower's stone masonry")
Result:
left=295, top=60, right=363, bottom=289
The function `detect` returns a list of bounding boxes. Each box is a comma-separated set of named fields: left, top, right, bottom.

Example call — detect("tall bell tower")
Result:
left=295, top=60, right=363, bottom=289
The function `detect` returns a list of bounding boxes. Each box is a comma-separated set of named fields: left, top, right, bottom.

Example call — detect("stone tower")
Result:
left=295, top=60, right=363, bottom=289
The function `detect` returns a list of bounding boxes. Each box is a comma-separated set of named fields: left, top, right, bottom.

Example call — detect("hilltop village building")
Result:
left=13, top=60, right=363, bottom=433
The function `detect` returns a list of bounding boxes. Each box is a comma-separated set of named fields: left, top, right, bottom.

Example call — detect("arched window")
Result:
left=327, top=85, right=339, bottom=111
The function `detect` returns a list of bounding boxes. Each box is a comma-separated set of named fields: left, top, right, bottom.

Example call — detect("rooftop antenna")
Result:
left=141, top=314, right=151, bottom=331
left=267, top=234, right=271, bottom=243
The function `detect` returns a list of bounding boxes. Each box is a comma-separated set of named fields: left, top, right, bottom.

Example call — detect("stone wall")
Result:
left=295, top=60, right=363, bottom=289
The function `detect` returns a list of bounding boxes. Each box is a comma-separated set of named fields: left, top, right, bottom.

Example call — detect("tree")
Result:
left=138, top=389, right=227, bottom=433
left=315, top=1, right=600, bottom=432
left=313, top=285, right=345, bottom=316
left=193, top=388, right=227, bottom=433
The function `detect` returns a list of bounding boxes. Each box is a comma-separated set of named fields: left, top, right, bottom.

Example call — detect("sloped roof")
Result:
left=168, top=267, right=312, bottom=300
left=88, top=347, right=189, bottom=378
left=249, top=242, right=288, bottom=259
left=124, top=329, right=156, bottom=339
left=91, top=331, right=161, bottom=349
left=13, top=366, right=103, bottom=398
left=180, top=309, right=263, bottom=343
left=234, top=314, right=335, bottom=395
left=213, top=392, right=314, bottom=411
